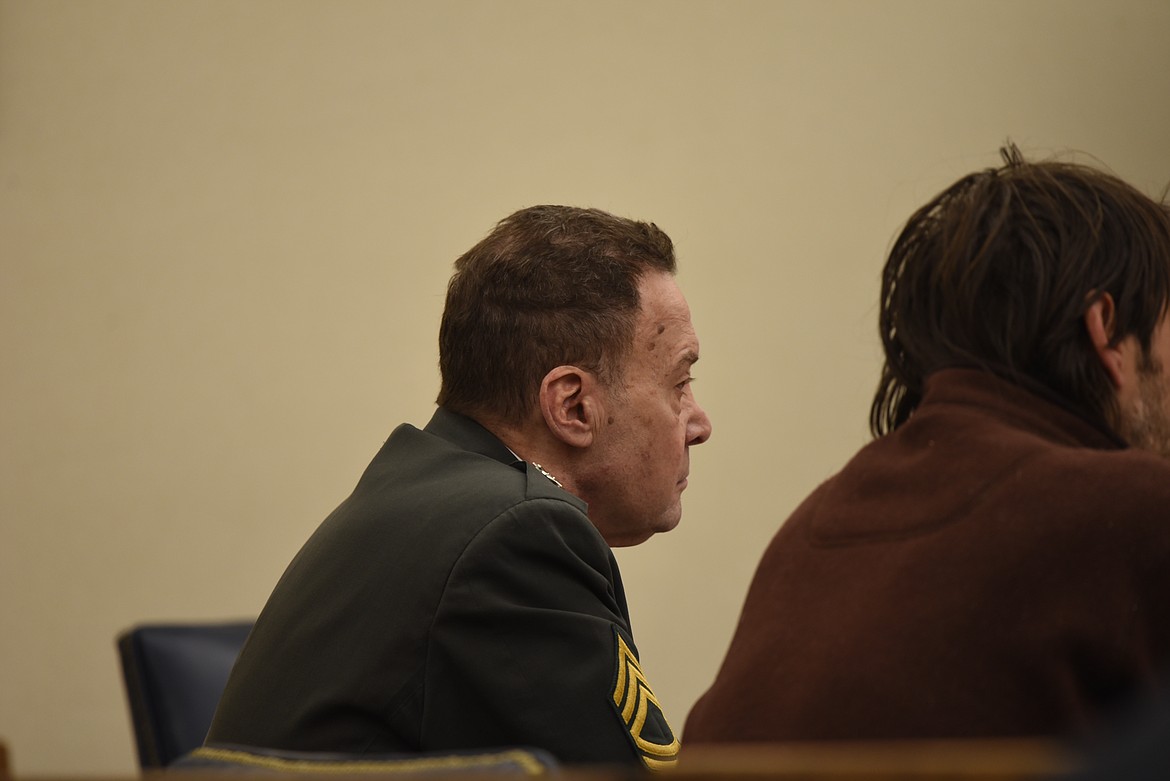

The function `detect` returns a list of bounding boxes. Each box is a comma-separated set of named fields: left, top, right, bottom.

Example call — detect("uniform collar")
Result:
left=423, top=407, right=526, bottom=470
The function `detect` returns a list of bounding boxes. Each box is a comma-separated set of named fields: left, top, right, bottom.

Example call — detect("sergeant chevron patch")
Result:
left=610, top=629, right=680, bottom=770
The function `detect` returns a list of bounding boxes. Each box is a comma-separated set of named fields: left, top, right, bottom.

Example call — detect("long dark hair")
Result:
left=871, top=144, right=1170, bottom=437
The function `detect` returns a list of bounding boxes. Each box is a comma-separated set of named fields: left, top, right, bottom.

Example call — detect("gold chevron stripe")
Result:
left=612, top=633, right=680, bottom=769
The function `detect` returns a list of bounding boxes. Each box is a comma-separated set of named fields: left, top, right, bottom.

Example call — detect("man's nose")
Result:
left=687, top=400, right=712, bottom=446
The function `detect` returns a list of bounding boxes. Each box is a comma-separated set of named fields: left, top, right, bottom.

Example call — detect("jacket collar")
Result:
left=921, top=368, right=1125, bottom=450
left=423, top=407, right=525, bottom=469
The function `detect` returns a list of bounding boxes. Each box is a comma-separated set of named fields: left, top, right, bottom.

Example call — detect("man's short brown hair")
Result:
left=437, top=205, right=676, bottom=424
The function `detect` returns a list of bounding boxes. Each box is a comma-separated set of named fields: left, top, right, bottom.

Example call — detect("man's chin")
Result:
left=603, top=511, right=682, bottom=547
left=607, top=531, right=656, bottom=548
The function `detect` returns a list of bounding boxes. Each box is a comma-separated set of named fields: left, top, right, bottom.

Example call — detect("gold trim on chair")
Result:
left=186, top=746, right=551, bottom=775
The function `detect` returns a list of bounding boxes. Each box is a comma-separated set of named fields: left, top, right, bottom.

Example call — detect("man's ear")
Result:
left=1084, top=292, right=1126, bottom=389
left=538, top=366, right=600, bottom=449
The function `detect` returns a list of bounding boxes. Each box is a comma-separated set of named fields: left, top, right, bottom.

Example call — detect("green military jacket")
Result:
left=208, top=408, right=677, bottom=768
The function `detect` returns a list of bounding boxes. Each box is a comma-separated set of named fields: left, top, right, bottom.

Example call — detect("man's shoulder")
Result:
left=1015, top=427, right=1170, bottom=493
left=458, top=465, right=607, bottom=573
left=796, top=396, right=1170, bottom=543
left=966, top=434, right=1170, bottom=568
left=350, top=421, right=590, bottom=541
left=1045, top=443, right=1170, bottom=517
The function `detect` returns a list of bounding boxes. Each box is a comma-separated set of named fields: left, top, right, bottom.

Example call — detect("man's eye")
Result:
left=677, top=377, right=695, bottom=390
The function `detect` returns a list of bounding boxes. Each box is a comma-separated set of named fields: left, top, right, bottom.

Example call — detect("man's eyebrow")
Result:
left=678, top=350, right=700, bottom=368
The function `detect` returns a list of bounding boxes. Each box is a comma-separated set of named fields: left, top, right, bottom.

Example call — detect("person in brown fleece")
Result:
left=685, top=144, right=1170, bottom=744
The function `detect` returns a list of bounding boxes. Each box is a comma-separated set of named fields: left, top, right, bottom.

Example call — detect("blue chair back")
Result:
left=117, top=621, right=253, bottom=768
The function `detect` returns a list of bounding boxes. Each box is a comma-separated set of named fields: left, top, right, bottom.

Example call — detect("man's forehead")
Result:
left=639, top=309, right=695, bottom=343
left=634, top=272, right=699, bottom=356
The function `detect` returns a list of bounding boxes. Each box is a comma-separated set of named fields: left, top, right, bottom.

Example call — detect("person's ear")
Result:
left=538, top=366, right=600, bottom=449
left=1084, top=292, right=1126, bottom=389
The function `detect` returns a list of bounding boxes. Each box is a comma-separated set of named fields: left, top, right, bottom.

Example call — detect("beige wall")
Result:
left=2, top=0, right=1169, bottom=775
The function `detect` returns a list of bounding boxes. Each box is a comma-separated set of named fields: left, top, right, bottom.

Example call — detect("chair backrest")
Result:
left=176, top=744, right=559, bottom=775
left=117, top=621, right=253, bottom=768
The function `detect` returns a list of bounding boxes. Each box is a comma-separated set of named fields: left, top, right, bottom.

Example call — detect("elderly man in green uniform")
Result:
left=207, top=206, right=712, bottom=768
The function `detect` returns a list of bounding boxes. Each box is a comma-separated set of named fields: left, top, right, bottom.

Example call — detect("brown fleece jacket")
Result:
left=685, top=368, right=1170, bottom=744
